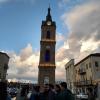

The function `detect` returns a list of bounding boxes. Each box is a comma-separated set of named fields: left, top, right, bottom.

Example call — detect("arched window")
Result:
left=45, top=50, right=50, bottom=62
left=46, top=31, right=50, bottom=39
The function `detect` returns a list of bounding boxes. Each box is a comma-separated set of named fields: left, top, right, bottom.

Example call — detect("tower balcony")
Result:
left=40, top=39, right=56, bottom=43
left=39, top=63, right=56, bottom=68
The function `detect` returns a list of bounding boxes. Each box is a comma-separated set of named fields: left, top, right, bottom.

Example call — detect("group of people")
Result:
left=16, top=82, right=75, bottom=100
left=0, top=81, right=97, bottom=100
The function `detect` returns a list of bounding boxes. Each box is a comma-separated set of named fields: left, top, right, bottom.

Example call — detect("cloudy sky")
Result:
left=0, top=0, right=100, bottom=83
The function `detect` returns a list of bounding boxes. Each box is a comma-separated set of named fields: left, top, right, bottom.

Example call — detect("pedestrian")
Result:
left=7, top=92, right=11, bottom=100
left=59, top=82, right=75, bottom=100
left=39, top=85, right=46, bottom=100
left=43, top=84, right=50, bottom=100
left=87, top=88, right=95, bottom=100
left=16, top=86, right=27, bottom=100
left=55, top=84, right=61, bottom=100
left=29, top=85, right=40, bottom=100
left=48, top=84, right=55, bottom=100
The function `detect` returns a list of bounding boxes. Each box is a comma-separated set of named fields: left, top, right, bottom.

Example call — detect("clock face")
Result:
left=47, top=21, right=51, bottom=25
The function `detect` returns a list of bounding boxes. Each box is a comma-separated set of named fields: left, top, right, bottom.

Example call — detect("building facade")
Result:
left=74, top=53, right=100, bottom=96
left=65, top=59, right=75, bottom=93
left=0, top=52, right=9, bottom=81
left=38, top=7, right=56, bottom=85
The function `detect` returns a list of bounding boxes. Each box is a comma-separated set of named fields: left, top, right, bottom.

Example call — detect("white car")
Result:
left=27, top=91, right=32, bottom=99
left=76, top=93, right=88, bottom=99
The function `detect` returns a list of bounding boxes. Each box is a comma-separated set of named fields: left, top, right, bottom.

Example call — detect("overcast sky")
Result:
left=0, top=0, right=100, bottom=83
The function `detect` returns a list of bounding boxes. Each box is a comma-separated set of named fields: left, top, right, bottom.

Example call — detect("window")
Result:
left=45, top=50, right=50, bottom=62
left=76, top=70, right=77, bottom=74
left=95, top=61, right=99, bottom=67
left=86, top=64, right=88, bottom=69
left=89, top=63, right=91, bottom=68
left=46, top=31, right=50, bottom=39
left=4, top=64, right=8, bottom=70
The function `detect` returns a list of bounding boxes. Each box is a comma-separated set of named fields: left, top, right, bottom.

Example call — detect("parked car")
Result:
left=76, top=93, right=88, bottom=99
left=9, top=88, right=18, bottom=97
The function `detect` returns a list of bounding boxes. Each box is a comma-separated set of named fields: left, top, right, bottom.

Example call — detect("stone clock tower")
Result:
left=38, top=7, right=56, bottom=85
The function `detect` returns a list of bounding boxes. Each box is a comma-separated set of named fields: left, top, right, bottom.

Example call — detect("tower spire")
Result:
left=46, top=4, right=52, bottom=21
left=48, top=3, right=50, bottom=15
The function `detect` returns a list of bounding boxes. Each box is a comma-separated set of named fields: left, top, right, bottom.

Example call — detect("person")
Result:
left=43, top=84, right=50, bottom=100
left=39, top=85, right=46, bottom=100
left=16, top=86, right=27, bottom=100
left=48, top=84, right=55, bottom=100
left=55, top=84, right=61, bottom=100
left=29, top=85, right=40, bottom=100
left=59, top=82, right=75, bottom=100
left=7, top=92, right=11, bottom=100
left=27, top=85, right=33, bottom=100
left=87, top=88, right=95, bottom=100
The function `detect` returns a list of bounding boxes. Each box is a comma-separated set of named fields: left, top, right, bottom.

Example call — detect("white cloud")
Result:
left=56, top=32, right=65, bottom=42
left=61, top=0, right=100, bottom=62
left=63, top=41, right=69, bottom=49
left=62, top=1, right=100, bottom=31
left=20, top=44, right=33, bottom=61
left=80, top=34, right=100, bottom=52
left=56, top=58, right=68, bottom=81
left=55, top=0, right=100, bottom=79
left=7, top=44, right=39, bottom=83
left=58, top=0, right=69, bottom=8
left=0, top=0, right=8, bottom=3
left=0, top=0, right=35, bottom=4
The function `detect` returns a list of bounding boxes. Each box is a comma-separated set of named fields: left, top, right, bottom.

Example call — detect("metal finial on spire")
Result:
left=48, top=4, right=51, bottom=15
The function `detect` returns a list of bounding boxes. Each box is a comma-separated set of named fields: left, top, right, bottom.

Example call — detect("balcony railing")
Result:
left=74, top=80, right=92, bottom=86
left=78, top=69, right=86, bottom=75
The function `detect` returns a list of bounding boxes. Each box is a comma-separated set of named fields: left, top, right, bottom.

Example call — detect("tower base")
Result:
left=38, top=67, right=55, bottom=85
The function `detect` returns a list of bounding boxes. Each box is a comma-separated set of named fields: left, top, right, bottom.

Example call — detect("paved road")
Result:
left=11, top=97, right=16, bottom=100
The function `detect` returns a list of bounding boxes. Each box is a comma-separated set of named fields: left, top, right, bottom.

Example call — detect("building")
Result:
left=38, top=7, right=56, bottom=85
left=0, top=52, right=9, bottom=81
left=74, top=53, right=100, bottom=96
left=65, top=59, right=75, bottom=93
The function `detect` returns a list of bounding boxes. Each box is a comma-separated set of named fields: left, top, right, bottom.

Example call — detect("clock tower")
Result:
left=38, top=7, right=56, bottom=85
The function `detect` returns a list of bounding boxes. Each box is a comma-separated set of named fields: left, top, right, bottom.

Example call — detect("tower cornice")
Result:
left=40, top=39, right=56, bottom=44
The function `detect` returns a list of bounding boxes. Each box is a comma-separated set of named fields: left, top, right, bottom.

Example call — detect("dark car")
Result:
left=9, top=88, right=18, bottom=98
